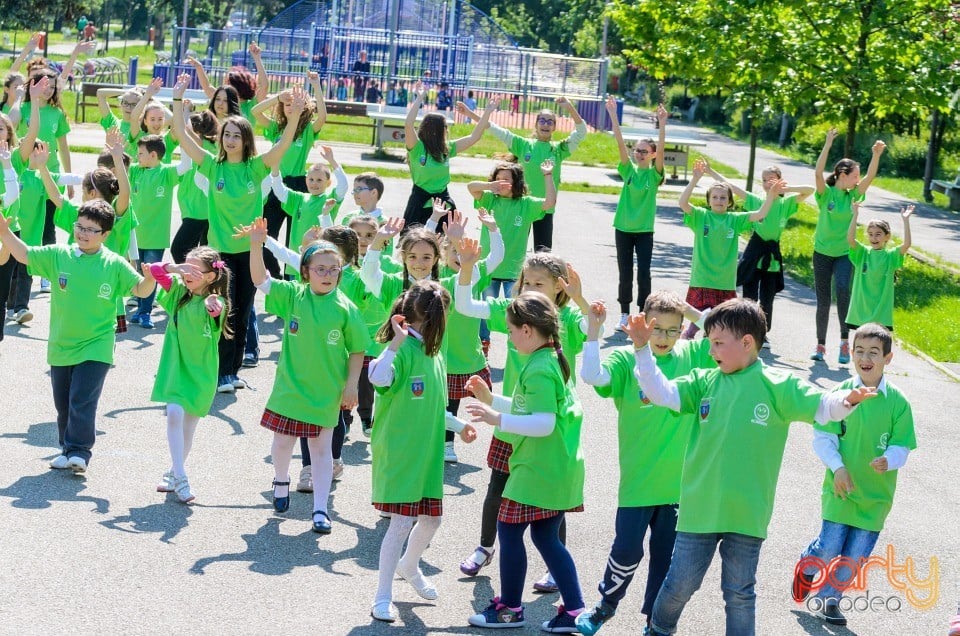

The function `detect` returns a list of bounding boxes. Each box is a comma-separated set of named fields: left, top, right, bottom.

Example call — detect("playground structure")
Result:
left=159, top=0, right=611, bottom=130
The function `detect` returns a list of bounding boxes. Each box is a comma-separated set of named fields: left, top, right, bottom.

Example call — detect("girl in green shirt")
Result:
left=187, top=42, right=268, bottom=127
left=465, top=291, right=586, bottom=632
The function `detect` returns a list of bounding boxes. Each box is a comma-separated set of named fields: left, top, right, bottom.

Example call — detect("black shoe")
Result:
left=817, top=603, right=847, bottom=626
left=792, top=569, right=816, bottom=602
left=272, top=480, right=290, bottom=513
left=312, top=510, right=332, bottom=534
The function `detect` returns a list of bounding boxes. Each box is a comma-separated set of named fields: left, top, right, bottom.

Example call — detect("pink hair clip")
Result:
left=212, top=260, right=225, bottom=270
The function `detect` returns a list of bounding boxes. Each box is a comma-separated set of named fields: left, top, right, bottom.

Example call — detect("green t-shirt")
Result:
left=408, top=139, right=457, bottom=193
left=614, top=162, right=663, bottom=233
left=26, top=245, right=141, bottom=366
left=846, top=242, right=904, bottom=328
left=264, top=282, right=369, bottom=425
left=744, top=192, right=800, bottom=242
left=101, top=113, right=137, bottom=157
left=0, top=178, right=21, bottom=233
left=266, top=121, right=316, bottom=178
left=684, top=206, right=753, bottom=291
left=18, top=104, right=70, bottom=171
left=814, top=186, right=865, bottom=257
left=131, top=164, right=180, bottom=250
left=151, top=277, right=224, bottom=416
left=53, top=199, right=137, bottom=260
left=821, top=378, right=916, bottom=532
left=240, top=99, right=257, bottom=127
left=503, top=347, right=585, bottom=510
left=508, top=134, right=572, bottom=212
left=128, top=129, right=180, bottom=164
left=371, top=336, right=447, bottom=503
left=673, top=360, right=837, bottom=538
left=477, top=191, right=546, bottom=280
left=12, top=165, right=46, bottom=246
left=440, top=262, right=491, bottom=375
left=177, top=139, right=218, bottom=221
left=338, top=266, right=387, bottom=357
left=595, top=339, right=715, bottom=507
left=280, top=189, right=344, bottom=276
left=197, top=152, right=270, bottom=253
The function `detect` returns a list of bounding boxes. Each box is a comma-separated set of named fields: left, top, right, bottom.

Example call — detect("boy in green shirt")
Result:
left=626, top=298, right=877, bottom=636
left=792, top=323, right=916, bottom=627
left=0, top=200, right=157, bottom=472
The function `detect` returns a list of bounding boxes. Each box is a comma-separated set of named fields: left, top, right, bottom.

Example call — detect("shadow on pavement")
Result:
left=0, top=420, right=59, bottom=448
left=789, top=609, right=861, bottom=635
left=0, top=470, right=109, bottom=514
left=99, top=501, right=193, bottom=543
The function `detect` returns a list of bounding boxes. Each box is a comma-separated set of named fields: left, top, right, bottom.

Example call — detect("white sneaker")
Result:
left=216, top=376, right=235, bottom=394
left=172, top=475, right=195, bottom=503
left=232, top=375, right=248, bottom=389
left=66, top=456, right=87, bottom=473
left=444, top=441, right=458, bottom=463
left=13, top=309, right=33, bottom=324
left=618, top=313, right=629, bottom=330
left=49, top=455, right=70, bottom=469
left=332, top=459, right=344, bottom=481
left=39, top=279, right=51, bottom=292
left=371, top=600, right=398, bottom=622
left=296, top=465, right=313, bottom=493
left=157, top=470, right=175, bottom=492
left=396, top=562, right=439, bottom=600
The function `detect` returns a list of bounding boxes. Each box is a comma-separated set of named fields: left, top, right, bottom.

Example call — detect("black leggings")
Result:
left=218, top=251, right=257, bottom=376
left=812, top=251, right=853, bottom=344
left=0, top=254, right=16, bottom=341
left=262, top=175, right=308, bottom=278
left=171, top=219, right=209, bottom=264
left=403, top=184, right=455, bottom=231
left=531, top=213, right=554, bottom=252
left=615, top=230, right=654, bottom=314
left=480, top=466, right=566, bottom=549
left=741, top=271, right=779, bottom=331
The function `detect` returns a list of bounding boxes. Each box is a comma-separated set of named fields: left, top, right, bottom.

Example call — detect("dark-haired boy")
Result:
left=0, top=200, right=156, bottom=472
left=625, top=298, right=877, bottom=636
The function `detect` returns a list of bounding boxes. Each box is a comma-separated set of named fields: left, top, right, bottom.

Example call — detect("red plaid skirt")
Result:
left=362, top=355, right=373, bottom=369
left=373, top=497, right=443, bottom=517
left=447, top=366, right=492, bottom=400
left=486, top=436, right=513, bottom=473
left=260, top=409, right=326, bottom=437
left=498, top=498, right=584, bottom=524
left=115, top=314, right=127, bottom=334
left=685, top=287, right=738, bottom=311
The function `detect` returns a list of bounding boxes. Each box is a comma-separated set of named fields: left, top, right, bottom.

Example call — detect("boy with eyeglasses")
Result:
left=577, top=290, right=714, bottom=635
left=0, top=200, right=156, bottom=473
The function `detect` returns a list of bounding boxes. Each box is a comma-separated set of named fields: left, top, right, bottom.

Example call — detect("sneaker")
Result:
left=533, top=571, right=558, bottom=593
left=542, top=606, right=580, bottom=633
left=39, top=278, right=51, bottom=292
left=371, top=600, right=398, bottom=623
left=66, top=456, right=87, bottom=473
left=332, top=459, right=344, bottom=481
left=156, top=470, right=175, bottom=493
left=396, top=562, right=439, bottom=600
left=242, top=353, right=259, bottom=368
left=128, top=312, right=142, bottom=325
left=296, top=465, right=313, bottom=493
left=231, top=375, right=247, bottom=389
left=810, top=344, right=826, bottom=362
left=216, top=376, right=236, bottom=394
left=13, top=309, right=33, bottom=324
left=361, top=419, right=373, bottom=437
left=792, top=568, right=815, bottom=603
left=460, top=546, right=495, bottom=577
left=618, top=313, right=628, bottom=330
left=816, top=602, right=847, bottom=626
left=172, top=476, right=195, bottom=503
left=839, top=341, right=850, bottom=364
left=140, top=314, right=155, bottom=329
left=575, top=601, right=616, bottom=635
left=49, top=454, right=70, bottom=469
left=444, top=441, right=458, bottom=463
left=468, top=597, right=526, bottom=629
left=481, top=339, right=491, bottom=359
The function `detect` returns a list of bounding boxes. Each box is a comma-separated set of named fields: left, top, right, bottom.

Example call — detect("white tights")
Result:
left=271, top=428, right=334, bottom=512
left=166, top=403, right=200, bottom=478
left=375, top=514, right=442, bottom=604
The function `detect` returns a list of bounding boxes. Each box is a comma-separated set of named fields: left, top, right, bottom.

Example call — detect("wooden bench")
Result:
left=324, top=100, right=377, bottom=144
left=931, top=177, right=960, bottom=211
left=74, top=81, right=126, bottom=123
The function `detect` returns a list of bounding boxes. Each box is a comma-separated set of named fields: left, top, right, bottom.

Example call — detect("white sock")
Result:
left=307, top=430, right=334, bottom=513
left=271, top=433, right=297, bottom=497
left=375, top=514, right=416, bottom=605
left=166, top=404, right=186, bottom=478
left=399, top=514, right=442, bottom=574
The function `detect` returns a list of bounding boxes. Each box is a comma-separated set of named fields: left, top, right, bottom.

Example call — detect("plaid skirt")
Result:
left=260, top=409, right=325, bottom=438
left=448, top=366, right=492, bottom=400
left=686, top=286, right=738, bottom=311
left=373, top=497, right=443, bottom=517
left=115, top=314, right=127, bottom=334
left=362, top=355, right=373, bottom=369
left=486, top=436, right=513, bottom=473
left=498, top=498, right=584, bottom=524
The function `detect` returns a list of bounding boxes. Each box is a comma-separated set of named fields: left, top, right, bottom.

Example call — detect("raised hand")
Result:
left=105, top=127, right=124, bottom=155
left=319, top=145, right=336, bottom=165
left=30, top=141, right=50, bottom=169
left=656, top=103, right=668, bottom=126
left=373, top=216, right=404, bottom=250
left=430, top=197, right=449, bottom=223
left=186, top=56, right=202, bottom=70
left=825, top=127, right=838, bottom=144
left=605, top=95, right=617, bottom=114
left=623, top=313, right=657, bottom=348
left=457, top=237, right=482, bottom=270
left=844, top=386, right=878, bottom=406
left=248, top=42, right=262, bottom=58
left=901, top=204, right=915, bottom=220
left=465, top=375, right=492, bottom=404
left=477, top=207, right=498, bottom=232
left=288, top=85, right=308, bottom=116
left=303, top=225, right=323, bottom=244
left=390, top=314, right=409, bottom=343
left=248, top=216, right=268, bottom=246
left=173, top=73, right=192, bottom=99
left=76, top=39, right=97, bottom=55
left=872, top=140, right=887, bottom=156
left=558, top=263, right=584, bottom=302
left=767, top=179, right=788, bottom=197
left=464, top=401, right=500, bottom=427
left=322, top=198, right=336, bottom=215
left=29, top=75, right=49, bottom=100
left=231, top=223, right=253, bottom=239
left=587, top=300, right=606, bottom=338
left=454, top=101, right=468, bottom=116
left=692, top=158, right=707, bottom=179
left=540, top=159, right=555, bottom=175
left=0, top=140, right=11, bottom=163
left=442, top=209, right=468, bottom=240
left=145, top=76, right=163, bottom=98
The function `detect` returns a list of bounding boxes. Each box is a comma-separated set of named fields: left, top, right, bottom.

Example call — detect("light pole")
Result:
left=179, top=0, right=190, bottom=62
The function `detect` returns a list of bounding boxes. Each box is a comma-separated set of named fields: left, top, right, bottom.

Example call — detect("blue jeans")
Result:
left=650, top=532, right=764, bottom=636
left=245, top=305, right=259, bottom=358
left=137, top=249, right=164, bottom=316
left=51, top=361, right=111, bottom=463
left=598, top=504, right=679, bottom=616
left=479, top=278, right=515, bottom=341
left=800, top=520, right=880, bottom=606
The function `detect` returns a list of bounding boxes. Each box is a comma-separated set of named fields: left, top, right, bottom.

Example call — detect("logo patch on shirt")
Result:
left=98, top=283, right=112, bottom=300
left=216, top=178, right=225, bottom=192
left=514, top=216, right=523, bottom=227
left=411, top=375, right=425, bottom=398
left=703, top=225, right=709, bottom=237
left=156, top=185, right=166, bottom=198
left=513, top=394, right=528, bottom=413
left=523, top=152, right=531, bottom=163
left=419, top=155, right=427, bottom=166
left=289, top=316, right=300, bottom=335
left=827, top=201, right=835, bottom=211
left=726, top=228, right=735, bottom=239
left=327, top=329, right=342, bottom=345
left=862, top=262, right=868, bottom=274
left=246, top=181, right=256, bottom=194
left=877, top=432, right=890, bottom=453
left=751, top=403, right=770, bottom=426
left=699, top=397, right=711, bottom=421
left=638, top=388, right=651, bottom=406
left=58, top=273, right=68, bottom=290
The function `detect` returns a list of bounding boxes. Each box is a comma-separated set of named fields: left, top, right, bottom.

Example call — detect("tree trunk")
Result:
left=923, top=109, right=940, bottom=202
left=844, top=105, right=858, bottom=159
left=746, top=106, right=758, bottom=192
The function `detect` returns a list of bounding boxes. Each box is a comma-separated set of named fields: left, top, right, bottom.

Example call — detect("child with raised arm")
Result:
left=811, top=128, right=885, bottom=363
left=678, top=159, right=784, bottom=338
left=625, top=298, right=877, bottom=636
left=402, top=86, right=495, bottom=228
left=0, top=201, right=156, bottom=473
left=792, top=323, right=916, bottom=627
left=844, top=202, right=913, bottom=331
left=605, top=97, right=667, bottom=328
left=150, top=247, right=230, bottom=503
left=576, top=292, right=714, bottom=635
